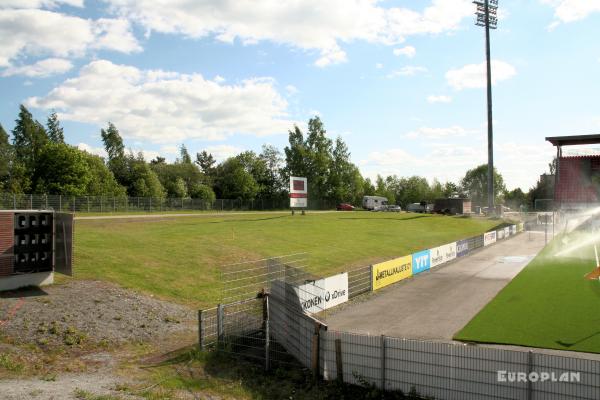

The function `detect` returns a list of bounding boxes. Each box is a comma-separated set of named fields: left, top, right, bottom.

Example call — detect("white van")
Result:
left=362, top=196, right=388, bottom=211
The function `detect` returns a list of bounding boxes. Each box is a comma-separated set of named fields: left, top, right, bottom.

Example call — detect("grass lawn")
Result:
left=72, top=212, right=499, bottom=308
left=455, top=231, right=600, bottom=354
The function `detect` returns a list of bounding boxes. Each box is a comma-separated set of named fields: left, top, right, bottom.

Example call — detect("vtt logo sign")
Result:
left=412, top=250, right=431, bottom=274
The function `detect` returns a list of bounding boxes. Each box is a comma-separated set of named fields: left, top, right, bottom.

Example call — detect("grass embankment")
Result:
left=455, top=231, right=600, bottom=354
left=73, top=212, right=498, bottom=308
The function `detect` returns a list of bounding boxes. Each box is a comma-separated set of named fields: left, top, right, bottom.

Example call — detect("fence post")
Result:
left=311, top=322, right=322, bottom=378
left=369, top=265, right=374, bottom=292
left=527, top=351, right=533, bottom=400
left=150, top=197, right=152, bottom=212
left=59, top=195, right=62, bottom=212
left=335, top=337, right=343, bottom=382
left=198, top=310, right=204, bottom=350
left=380, top=335, right=386, bottom=390
left=87, top=196, right=90, bottom=213
left=29, top=194, right=32, bottom=209
left=45, top=195, right=48, bottom=210
left=217, top=304, right=224, bottom=346
left=264, top=295, right=270, bottom=372
left=13, top=193, right=16, bottom=210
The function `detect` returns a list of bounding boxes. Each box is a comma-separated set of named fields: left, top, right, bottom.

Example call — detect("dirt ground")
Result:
left=0, top=280, right=201, bottom=400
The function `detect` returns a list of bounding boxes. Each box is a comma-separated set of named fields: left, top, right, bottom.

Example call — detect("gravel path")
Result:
left=0, top=280, right=195, bottom=347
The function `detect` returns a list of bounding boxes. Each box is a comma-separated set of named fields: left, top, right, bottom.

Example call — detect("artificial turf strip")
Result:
left=72, top=212, right=499, bottom=308
left=454, top=233, right=600, bottom=354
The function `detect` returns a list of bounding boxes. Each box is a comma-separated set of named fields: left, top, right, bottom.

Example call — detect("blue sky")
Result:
left=1, top=0, right=599, bottom=191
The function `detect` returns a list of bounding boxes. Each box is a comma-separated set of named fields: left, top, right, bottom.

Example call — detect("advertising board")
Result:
left=295, top=272, right=349, bottom=314
left=372, top=255, right=412, bottom=291
left=484, top=231, right=497, bottom=246
left=412, top=250, right=431, bottom=274
left=456, top=239, right=469, bottom=257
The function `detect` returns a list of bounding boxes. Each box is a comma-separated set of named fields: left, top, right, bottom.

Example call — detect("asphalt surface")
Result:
left=325, top=232, right=547, bottom=340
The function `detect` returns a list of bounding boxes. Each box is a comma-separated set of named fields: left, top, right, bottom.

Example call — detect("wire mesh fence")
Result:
left=0, top=193, right=337, bottom=213
left=348, top=265, right=371, bottom=299
left=219, top=253, right=317, bottom=304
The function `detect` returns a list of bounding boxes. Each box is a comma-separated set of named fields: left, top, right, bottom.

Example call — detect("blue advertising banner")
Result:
left=456, top=239, right=469, bottom=257
left=412, top=250, right=431, bottom=274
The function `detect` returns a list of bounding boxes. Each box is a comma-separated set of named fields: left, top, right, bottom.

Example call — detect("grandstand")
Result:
left=547, top=134, right=600, bottom=209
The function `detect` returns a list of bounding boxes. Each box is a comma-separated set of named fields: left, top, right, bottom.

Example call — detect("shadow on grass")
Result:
left=0, top=285, right=49, bottom=299
left=556, top=331, right=600, bottom=348
left=207, top=215, right=291, bottom=224
left=341, top=215, right=428, bottom=222
left=143, top=345, right=429, bottom=399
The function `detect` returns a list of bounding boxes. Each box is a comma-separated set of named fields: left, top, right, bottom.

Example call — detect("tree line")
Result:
left=0, top=105, right=551, bottom=209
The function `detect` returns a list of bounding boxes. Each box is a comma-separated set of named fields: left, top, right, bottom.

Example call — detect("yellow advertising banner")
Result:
left=372, top=255, right=412, bottom=291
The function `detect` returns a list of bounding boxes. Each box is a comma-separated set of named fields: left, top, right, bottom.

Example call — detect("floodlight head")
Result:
left=473, top=0, right=499, bottom=29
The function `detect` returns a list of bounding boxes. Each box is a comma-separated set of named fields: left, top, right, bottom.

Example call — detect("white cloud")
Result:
left=27, top=60, right=297, bottom=143
left=445, top=60, right=516, bottom=90
left=427, top=95, right=452, bottom=104
left=285, top=84, right=299, bottom=95
left=160, top=145, right=179, bottom=155
left=375, top=63, right=383, bottom=69
left=540, top=0, right=600, bottom=24
left=0, top=9, right=140, bottom=67
left=202, top=145, right=244, bottom=161
left=0, top=0, right=83, bottom=8
left=393, top=45, right=416, bottom=58
left=387, top=66, right=427, bottom=78
left=1, top=58, right=72, bottom=77
left=404, top=125, right=474, bottom=139
left=77, top=142, right=107, bottom=158
left=104, top=0, right=474, bottom=66
left=213, top=75, right=226, bottom=83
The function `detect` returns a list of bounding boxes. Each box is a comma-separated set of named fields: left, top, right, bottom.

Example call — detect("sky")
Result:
left=1, top=0, right=600, bottom=191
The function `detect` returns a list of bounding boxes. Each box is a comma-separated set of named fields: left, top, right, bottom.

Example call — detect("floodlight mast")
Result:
left=474, top=0, right=498, bottom=214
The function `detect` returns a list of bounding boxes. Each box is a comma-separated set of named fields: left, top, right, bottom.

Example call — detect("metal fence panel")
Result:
left=348, top=265, right=371, bottom=298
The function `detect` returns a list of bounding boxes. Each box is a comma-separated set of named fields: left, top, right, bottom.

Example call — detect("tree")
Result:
left=196, top=150, right=216, bottom=174
left=32, top=143, right=92, bottom=196
left=505, top=188, right=527, bottom=210
left=12, top=105, right=49, bottom=189
left=305, top=116, right=333, bottom=199
left=126, top=152, right=165, bottom=198
left=179, top=144, right=192, bottom=164
left=283, top=125, right=308, bottom=182
left=259, top=144, right=285, bottom=198
left=101, top=122, right=127, bottom=184
left=0, top=124, right=10, bottom=191
left=394, top=176, right=431, bottom=208
left=214, top=157, right=259, bottom=200
left=46, top=111, right=65, bottom=143
left=189, top=183, right=216, bottom=201
left=81, top=152, right=127, bottom=197
left=329, top=136, right=358, bottom=203
left=461, top=164, right=506, bottom=206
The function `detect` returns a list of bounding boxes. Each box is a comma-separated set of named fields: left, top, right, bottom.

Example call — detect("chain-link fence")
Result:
left=0, top=193, right=337, bottom=213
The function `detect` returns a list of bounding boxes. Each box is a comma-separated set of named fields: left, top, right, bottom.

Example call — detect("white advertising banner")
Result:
left=430, top=242, right=457, bottom=268
left=504, top=227, right=510, bottom=237
left=511, top=225, right=517, bottom=235
left=498, top=229, right=505, bottom=240
left=290, top=198, right=307, bottom=208
left=484, top=231, right=497, bottom=246
left=294, top=272, right=349, bottom=314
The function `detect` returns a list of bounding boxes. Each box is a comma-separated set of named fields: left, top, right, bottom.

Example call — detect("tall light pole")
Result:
left=474, top=0, right=498, bottom=214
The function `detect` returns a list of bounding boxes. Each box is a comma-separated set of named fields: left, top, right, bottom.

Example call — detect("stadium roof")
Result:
left=546, top=134, right=600, bottom=147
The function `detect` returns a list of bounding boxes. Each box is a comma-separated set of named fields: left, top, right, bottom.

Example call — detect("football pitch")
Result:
left=73, top=211, right=499, bottom=308
left=455, top=231, right=600, bottom=354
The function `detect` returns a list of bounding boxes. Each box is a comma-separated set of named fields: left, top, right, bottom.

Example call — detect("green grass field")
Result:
left=73, top=212, right=499, bottom=308
left=455, top=231, right=600, bottom=354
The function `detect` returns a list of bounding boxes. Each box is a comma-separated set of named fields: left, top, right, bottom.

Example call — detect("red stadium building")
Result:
left=546, top=134, right=600, bottom=209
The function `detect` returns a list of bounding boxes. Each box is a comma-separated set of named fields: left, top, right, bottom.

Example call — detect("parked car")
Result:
left=406, top=202, right=432, bottom=213
left=336, top=203, right=355, bottom=211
